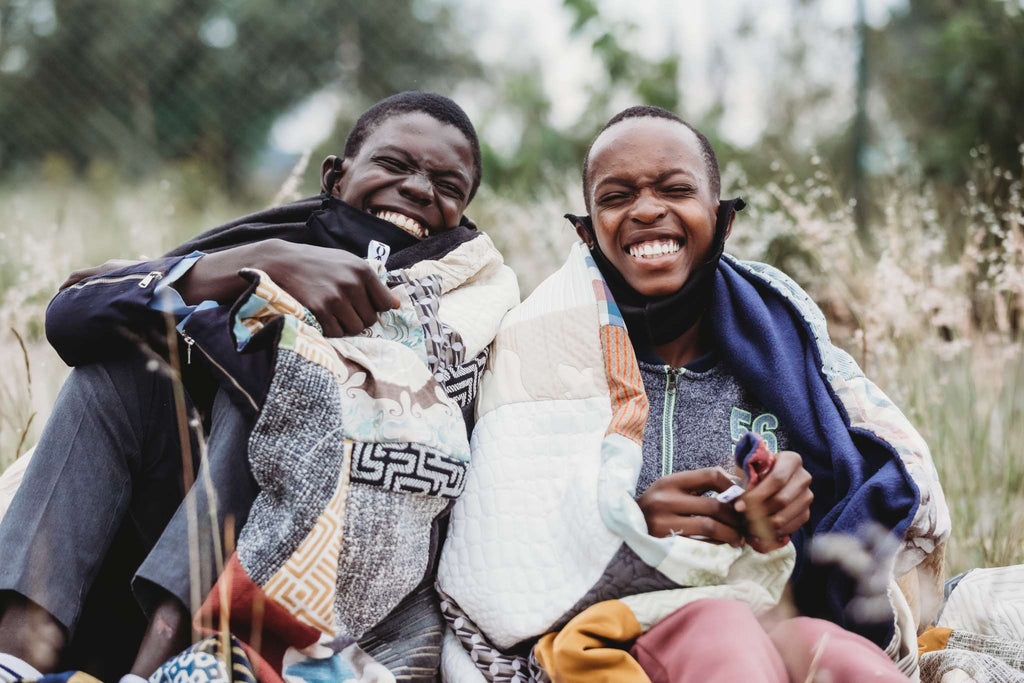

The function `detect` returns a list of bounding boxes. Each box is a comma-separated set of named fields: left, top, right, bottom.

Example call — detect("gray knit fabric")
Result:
left=635, top=356, right=791, bottom=496
left=539, top=355, right=793, bottom=640
left=920, top=631, right=1024, bottom=682
left=241, top=347, right=348, bottom=585
left=334, top=483, right=447, bottom=638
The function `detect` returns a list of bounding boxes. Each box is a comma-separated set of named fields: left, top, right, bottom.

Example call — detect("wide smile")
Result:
left=624, top=237, right=682, bottom=263
left=371, top=207, right=429, bottom=240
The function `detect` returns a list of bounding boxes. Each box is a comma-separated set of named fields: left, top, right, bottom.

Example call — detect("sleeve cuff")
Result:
left=150, top=251, right=218, bottom=330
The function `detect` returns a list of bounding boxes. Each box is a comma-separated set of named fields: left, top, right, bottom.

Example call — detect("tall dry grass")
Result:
left=1, top=150, right=1021, bottom=576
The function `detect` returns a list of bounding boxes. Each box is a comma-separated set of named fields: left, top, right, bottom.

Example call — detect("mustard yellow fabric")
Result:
left=533, top=600, right=649, bottom=683
left=918, top=626, right=954, bottom=657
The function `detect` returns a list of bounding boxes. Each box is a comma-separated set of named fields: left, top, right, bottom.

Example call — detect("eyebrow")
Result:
left=374, top=145, right=471, bottom=186
left=595, top=168, right=697, bottom=190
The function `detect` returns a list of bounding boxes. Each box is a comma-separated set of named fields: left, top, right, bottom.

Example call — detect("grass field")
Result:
left=1, top=154, right=1021, bottom=577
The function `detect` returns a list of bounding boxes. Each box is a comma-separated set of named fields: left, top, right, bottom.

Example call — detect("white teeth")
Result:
left=375, top=210, right=427, bottom=239
left=628, top=239, right=681, bottom=259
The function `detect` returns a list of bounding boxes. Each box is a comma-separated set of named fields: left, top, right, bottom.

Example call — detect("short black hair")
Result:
left=581, top=105, right=721, bottom=211
left=343, top=91, right=483, bottom=201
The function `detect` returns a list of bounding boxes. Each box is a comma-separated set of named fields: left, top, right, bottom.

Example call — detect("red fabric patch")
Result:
left=195, top=553, right=321, bottom=674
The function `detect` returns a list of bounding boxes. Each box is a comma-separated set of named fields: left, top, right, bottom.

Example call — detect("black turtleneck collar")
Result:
left=565, top=197, right=745, bottom=348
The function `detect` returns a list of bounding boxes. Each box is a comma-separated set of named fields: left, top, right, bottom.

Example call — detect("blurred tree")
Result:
left=475, top=0, right=683, bottom=200
left=871, top=0, right=1024, bottom=184
left=0, top=0, right=477, bottom=188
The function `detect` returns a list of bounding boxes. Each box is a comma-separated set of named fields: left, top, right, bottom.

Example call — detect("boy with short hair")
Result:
left=0, top=92, right=519, bottom=681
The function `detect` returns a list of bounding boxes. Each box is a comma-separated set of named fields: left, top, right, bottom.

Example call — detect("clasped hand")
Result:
left=59, top=240, right=400, bottom=338
left=637, top=450, right=813, bottom=553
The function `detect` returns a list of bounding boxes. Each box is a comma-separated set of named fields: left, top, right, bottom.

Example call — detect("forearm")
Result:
left=46, top=256, right=187, bottom=366
left=174, top=240, right=276, bottom=306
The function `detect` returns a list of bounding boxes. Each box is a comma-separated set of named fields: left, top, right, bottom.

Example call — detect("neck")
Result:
left=650, top=319, right=709, bottom=368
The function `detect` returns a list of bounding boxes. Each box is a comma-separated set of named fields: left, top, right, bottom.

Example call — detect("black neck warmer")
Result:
left=308, top=193, right=479, bottom=260
left=565, top=197, right=745, bottom=348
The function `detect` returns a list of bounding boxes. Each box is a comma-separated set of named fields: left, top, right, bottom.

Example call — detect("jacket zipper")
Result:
left=180, top=331, right=195, bottom=365
left=180, top=329, right=258, bottom=412
left=661, top=366, right=683, bottom=477
left=67, top=270, right=164, bottom=290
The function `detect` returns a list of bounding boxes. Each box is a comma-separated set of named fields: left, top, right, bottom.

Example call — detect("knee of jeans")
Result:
left=65, top=355, right=161, bottom=403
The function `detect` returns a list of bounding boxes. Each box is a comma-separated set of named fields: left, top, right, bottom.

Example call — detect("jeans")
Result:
left=0, top=354, right=256, bottom=649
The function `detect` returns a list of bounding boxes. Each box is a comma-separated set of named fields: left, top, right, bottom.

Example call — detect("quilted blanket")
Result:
left=437, top=242, right=949, bottom=681
left=188, top=232, right=519, bottom=680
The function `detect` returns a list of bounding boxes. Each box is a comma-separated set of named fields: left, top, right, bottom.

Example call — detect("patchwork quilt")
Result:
left=437, top=242, right=950, bottom=682
left=183, top=232, right=519, bottom=681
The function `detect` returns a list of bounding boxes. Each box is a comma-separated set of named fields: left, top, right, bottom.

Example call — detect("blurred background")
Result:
left=0, top=0, right=1022, bottom=574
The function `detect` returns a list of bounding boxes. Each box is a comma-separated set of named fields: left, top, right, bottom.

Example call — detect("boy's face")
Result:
left=584, top=118, right=721, bottom=297
left=330, top=111, right=475, bottom=239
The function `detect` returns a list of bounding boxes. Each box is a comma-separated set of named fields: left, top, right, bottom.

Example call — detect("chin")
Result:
left=626, top=276, right=686, bottom=298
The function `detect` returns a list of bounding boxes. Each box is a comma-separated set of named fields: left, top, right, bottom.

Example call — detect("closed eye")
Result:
left=597, top=192, right=631, bottom=205
left=375, top=156, right=409, bottom=172
left=663, top=185, right=694, bottom=195
left=435, top=180, right=466, bottom=199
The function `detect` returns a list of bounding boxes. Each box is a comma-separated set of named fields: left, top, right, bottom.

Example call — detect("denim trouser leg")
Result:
left=134, top=388, right=257, bottom=616
left=0, top=355, right=201, bottom=635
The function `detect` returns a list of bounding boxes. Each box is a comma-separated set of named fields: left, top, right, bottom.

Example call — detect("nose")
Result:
left=399, top=172, right=433, bottom=205
left=629, top=190, right=666, bottom=224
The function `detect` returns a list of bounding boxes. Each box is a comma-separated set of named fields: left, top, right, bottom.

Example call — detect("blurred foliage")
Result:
left=0, top=0, right=1022, bottom=218
left=872, top=0, right=1024, bottom=185
left=476, top=0, right=683, bottom=201
left=0, top=0, right=477, bottom=189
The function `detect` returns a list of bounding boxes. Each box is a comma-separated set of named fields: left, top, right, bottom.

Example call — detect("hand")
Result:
left=59, top=259, right=143, bottom=290
left=638, top=467, right=746, bottom=546
left=734, top=450, right=813, bottom=552
left=176, top=239, right=399, bottom=338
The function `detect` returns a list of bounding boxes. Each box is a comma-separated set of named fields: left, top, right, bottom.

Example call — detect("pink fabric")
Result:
left=629, top=598, right=907, bottom=683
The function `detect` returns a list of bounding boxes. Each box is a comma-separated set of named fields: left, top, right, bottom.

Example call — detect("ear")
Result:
left=320, top=155, right=347, bottom=197
left=715, top=201, right=736, bottom=241
left=564, top=213, right=595, bottom=248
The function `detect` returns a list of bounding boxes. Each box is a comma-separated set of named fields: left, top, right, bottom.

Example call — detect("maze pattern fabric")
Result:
left=351, top=442, right=467, bottom=498
left=188, top=231, right=519, bottom=680
left=439, top=347, right=489, bottom=409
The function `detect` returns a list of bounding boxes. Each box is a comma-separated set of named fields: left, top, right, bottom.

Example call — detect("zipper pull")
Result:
left=139, top=270, right=164, bottom=288
left=181, top=332, right=195, bottom=365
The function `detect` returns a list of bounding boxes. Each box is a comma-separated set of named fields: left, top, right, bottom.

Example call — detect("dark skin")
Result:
left=60, top=111, right=476, bottom=338
left=8, top=111, right=478, bottom=675
left=578, top=117, right=813, bottom=552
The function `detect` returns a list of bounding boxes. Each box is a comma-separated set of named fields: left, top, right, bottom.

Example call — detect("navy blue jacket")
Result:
left=46, top=195, right=477, bottom=420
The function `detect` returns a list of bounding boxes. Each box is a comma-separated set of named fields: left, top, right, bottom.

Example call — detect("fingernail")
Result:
left=734, top=501, right=746, bottom=513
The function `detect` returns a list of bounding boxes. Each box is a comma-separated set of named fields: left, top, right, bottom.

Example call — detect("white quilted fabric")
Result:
left=441, top=626, right=488, bottom=682
left=407, top=233, right=521, bottom=362
left=438, top=397, right=622, bottom=649
left=939, top=565, right=1024, bottom=640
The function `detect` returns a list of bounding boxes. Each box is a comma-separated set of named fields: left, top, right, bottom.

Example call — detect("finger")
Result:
left=362, top=270, right=401, bottom=311
left=665, top=515, right=745, bottom=547
left=747, top=534, right=788, bottom=554
left=349, top=289, right=380, bottom=329
left=59, top=268, right=97, bottom=290
left=661, top=467, right=736, bottom=495
left=332, top=299, right=367, bottom=336
left=757, top=469, right=812, bottom=518
left=648, top=490, right=744, bottom=527
left=317, top=310, right=343, bottom=338
left=735, top=453, right=801, bottom=513
left=770, top=490, right=814, bottom=537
